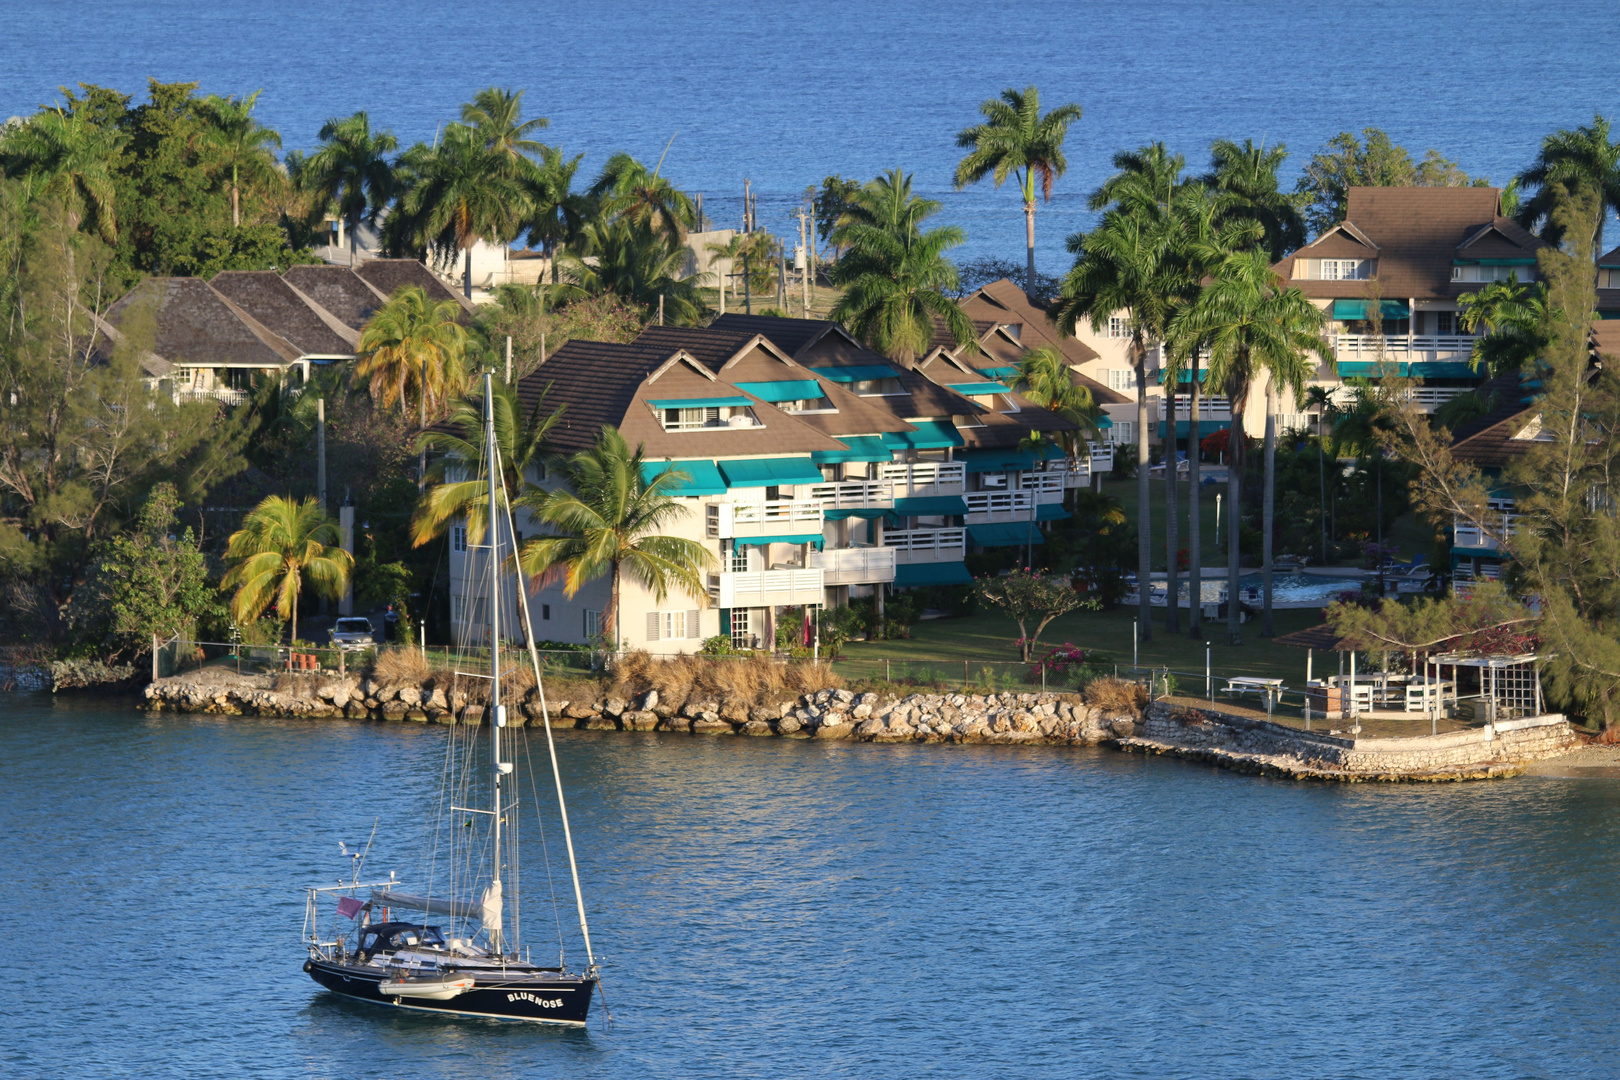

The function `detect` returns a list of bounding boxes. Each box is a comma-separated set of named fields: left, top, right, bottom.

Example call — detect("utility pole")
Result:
left=797, top=206, right=811, bottom=316
left=540, top=332, right=547, bottom=365
left=743, top=252, right=752, bottom=314
left=316, top=397, right=327, bottom=513
left=778, top=250, right=786, bottom=311
left=504, top=335, right=512, bottom=384
left=743, top=178, right=752, bottom=232
left=658, top=293, right=665, bottom=326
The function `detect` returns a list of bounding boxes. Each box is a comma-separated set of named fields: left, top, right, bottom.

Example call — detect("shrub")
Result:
left=1082, top=675, right=1146, bottom=711
left=370, top=646, right=430, bottom=687
left=700, top=634, right=736, bottom=656
left=607, top=649, right=842, bottom=711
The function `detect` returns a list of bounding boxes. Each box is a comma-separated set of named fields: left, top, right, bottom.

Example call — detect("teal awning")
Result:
left=960, top=446, right=1060, bottom=473
left=892, top=495, right=968, bottom=517
left=968, top=522, right=1044, bottom=547
left=978, top=365, right=1018, bottom=379
left=1036, top=503, right=1069, bottom=522
left=647, top=395, right=754, bottom=410
left=1096, top=415, right=1114, bottom=429
left=717, top=457, right=825, bottom=488
left=1336, top=360, right=1480, bottom=379
left=640, top=459, right=726, bottom=496
left=823, top=507, right=890, bottom=521
left=949, top=382, right=1011, bottom=395
left=809, top=364, right=898, bottom=382
left=1332, top=299, right=1410, bottom=321
left=1454, top=258, right=1536, bottom=266
left=811, top=435, right=892, bottom=464
left=881, top=420, right=964, bottom=450
left=733, top=379, right=824, bottom=403
left=1159, top=420, right=1230, bottom=437
left=734, top=533, right=824, bottom=548
left=1159, top=368, right=1209, bottom=384
left=893, top=562, right=974, bottom=587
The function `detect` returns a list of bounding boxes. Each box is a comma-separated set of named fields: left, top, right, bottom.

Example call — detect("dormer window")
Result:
left=852, top=377, right=904, bottom=396
left=1317, top=259, right=1370, bottom=280
left=1452, top=262, right=1534, bottom=284
left=649, top=395, right=761, bottom=431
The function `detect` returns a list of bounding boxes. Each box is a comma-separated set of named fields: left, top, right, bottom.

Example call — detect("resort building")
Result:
left=444, top=318, right=1094, bottom=653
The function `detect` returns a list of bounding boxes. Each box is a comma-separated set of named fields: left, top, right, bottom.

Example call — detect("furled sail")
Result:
left=370, top=883, right=503, bottom=933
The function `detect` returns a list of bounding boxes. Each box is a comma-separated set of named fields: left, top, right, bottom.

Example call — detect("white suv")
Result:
left=329, top=617, right=376, bottom=650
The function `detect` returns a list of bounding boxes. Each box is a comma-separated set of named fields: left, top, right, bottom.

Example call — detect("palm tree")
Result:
left=460, top=87, right=548, bottom=167
left=830, top=169, right=975, bottom=365
left=1458, top=278, right=1549, bottom=375
left=518, top=427, right=714, bottom=649
left=521, top=145, right=590, bottom=285
left=355, top=285, right=469, bottom=426
left=1201, top=139, right=1305, bottom=261
left=1515, top=114, right=1620, bottom=251
left=1170, top=249, right=1326, bottom=643
left=590, top=150, right=695, bottom=244
left=1301, top=384, right=1338, bottom=564
left=953, top=85, right=1084, bottom=297
left=1087, top=143, right=1185, bottom=216
left=195, top=90, right=283, bottom=228
left=221, top=495, right=352, bottom=645
left=1009, top=345, right=1103, bottom=485
left=412, top=380, right=564, bottom=547
left=1, top=107, right=127, bottom=240
left=557, top=216, right=706, bottom=324
left=398, top=124, right=524, bottom=297
left=300, top=111, right=398, bottom=266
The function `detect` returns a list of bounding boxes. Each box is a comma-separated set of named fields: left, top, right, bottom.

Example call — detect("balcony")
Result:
left=1453, top=503, right=1519, bottom=553
left=965, top=491, right=1036, bottom=522
left=1088, top=444, right=1114, bottom=475
left=709, top=568, right=825, bottom=607
left=1334, top=334, right=1477, bottom=361
left=877, top=461, right=965, bottom=497
left=1160, top=397, right=1232, bottom=422
left=1024, top=471, right=1066, bottom=502
left=807, top=479, right=894, bottom=510
left=881, top=527, right=967, bottom=562
left=808, top=545, right=896, bottom=585
left=1404, top=386, right=1472, bottom=412
left=706, top=500, right=824, bottom=539
left=174, top=386, right=249, bottom=406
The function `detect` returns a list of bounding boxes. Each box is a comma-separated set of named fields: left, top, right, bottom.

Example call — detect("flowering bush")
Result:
left=1029, top=642, right=1089, bottom=679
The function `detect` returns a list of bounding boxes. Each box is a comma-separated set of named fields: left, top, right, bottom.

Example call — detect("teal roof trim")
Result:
left=809, top=364, right=898, bottom=382
left=968, top=522, right=1045, bottom=547
left=1160, top=420, right=1231, bottom=437
left=978, top=365, right=1018, bottom=378
left=823, top=507, right=890, bottom=521
left=881, top=420, right=964, bottom=450
left=1036, top=503, right=1069, bottom=522
left=1453, top=258, right=1536, bottom=266
left=648, top=395, right=753, bottom=410
left=1336, top=360, right=1480, bottom=379
left=1332, top=299, right=1410, bottom=321
left=949, top=382, right=1012, bottom=395
left=811, top=435, right=892, bottom=464
left=733, top=379, right=824, bottom=403
left=893, top=562, right=974, bottom=588
left=716, top=457, right=825, bottom=488
left=640, top=459, right=727, bottom=495
left=733, top=533, right=825, bottom=548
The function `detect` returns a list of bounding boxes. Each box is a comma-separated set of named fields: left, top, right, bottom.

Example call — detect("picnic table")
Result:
left=1221, top=676, right=1286, bottom=707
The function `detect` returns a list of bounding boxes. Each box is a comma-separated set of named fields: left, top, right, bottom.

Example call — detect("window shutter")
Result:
left=646, top=611, right=661, bottom=641
left=687, top=610, right=700, bottom=639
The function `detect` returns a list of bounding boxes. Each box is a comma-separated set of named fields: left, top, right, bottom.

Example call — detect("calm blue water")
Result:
left=5, top=695, right=1620, bottom=1078
left=1, top=1, right=1616, bottom=267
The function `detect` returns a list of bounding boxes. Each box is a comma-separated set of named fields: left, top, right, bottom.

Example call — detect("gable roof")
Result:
left=208, top=271, right=358, bottom=356
left=280, top=265, right=389, bottom=331
left=707, top=313, right=836, bottom=358
left=960, top=279, right=1102, bottom=367
left=353, top=259, right=475, bottom=314
left=1275, top=187, right=1548, bottom=302
left=103, top=277, right=302, bottom=368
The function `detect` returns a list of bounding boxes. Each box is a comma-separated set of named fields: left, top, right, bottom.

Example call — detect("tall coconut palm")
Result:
left=460, top=86, right=548, bottom=167
left=557, top=216, right=706, bottom=324
left=830, top=169, right=975, bottom=364
left=518, top=427, right=714, bottom=649
left=953, top=85, right=1084, bottom=297
left=412, top=380, right=564, bottom=547
left=195, top=90, right=283, bottom=228
left=1301, top=384, right=1338, bottom=564
left=222, top=494, right=352, bottom=645
left=522, top=145, right=590, bottom=285
left=1458, top=278, right=1550, bottom=375
left=1087, top=143, right=1185, bottom=216
left=301, top=111, right=397, bottom=266
left=1515, top=114, right=1620, bottom=251
left=0, top=107, right=127, bottom=240
left=1201, top=138, right=1305, bottom=261
left=1170, top=249, right=1326, bottom=643
left=355, top=285, right=469, bottom=424
left=399, top=124, right=524, bottom=297
left=590, top=150, right=695, bottom=244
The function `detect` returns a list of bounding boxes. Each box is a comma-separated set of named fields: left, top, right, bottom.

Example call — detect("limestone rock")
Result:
left=405, top=709, right=428, bottom=723
left=749, top=705, right=779, bottom=724
left=622, top=710, right=659, bottom=731
left=427, top=688, right=448, bottom=710
left=344, top=701, right=369, bottom=719
left=833, top=688, right=854, bottom=704
left=741, top=719, right=773, bottom=736
left=397, top=686, right=422, bottom=706
left=718, top=698, right=749, bottom=722
left=1110, top=717, right=1135, bottom=737
left=815, top=721, right=852, bottom=740
left=381, top=701, right=410, bottom=719
left=852, top=703, right=872, bottom=719
left=661, top=716, right=693, bottom=733
left=604, top=697, right=627, bottom=718
left=640, top=689, right=659, bottom=711
left=854, top=717, right=885, bottom=739
left=777, top=714, right=803, bottom=735
left=583, top=715, right=617, bottom=731
left=691, top=717, right=733, bottom=734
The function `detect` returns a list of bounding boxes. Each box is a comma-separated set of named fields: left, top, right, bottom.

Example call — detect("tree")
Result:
left=1295, top=128, right=1484, bottom=237
left=1009, top=345, right=1103, bottom=470
left=1457, top=278, right=1549, bottom=375
left=557, top=216, right=706, bottom=324
left=460, top=87, right=548, bottom=167
left=0, top=106, right=127, bottom=241
left=829, top=169, right=975, bottom=365
left=300, top=111, right=397, bottom=266
left=1169, top=248, right=1326, bottom=642
left=520, top=145, right=590, bottom=284
left=354, top=285, right=469, bottom=426
left=1202, top=138, right=1305, bottom=261
left=222, top=494, right=352, bottom=645
left=972, top=568, right=1097, bottom=662
left=589, top=150, right=694, bottom=244
left=397, top=123, right=523, bottom=296
left=412, top=380, right=563, bottom=547
left=813, top=174, right=861, bottom=255
left=1514, top=114, right=1620, bottom=252
left=194, top=90, right=282, bottom=229
left=517, top=427, right=713, bottom=648
left=953, top=85, right=1084, bottom=297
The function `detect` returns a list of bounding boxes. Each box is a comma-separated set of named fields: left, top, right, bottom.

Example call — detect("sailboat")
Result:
left=301, top=372, right=599, bottom=1025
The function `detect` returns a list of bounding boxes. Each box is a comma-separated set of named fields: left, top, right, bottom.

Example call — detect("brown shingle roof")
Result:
left=103, top=277, right=302, bottom=368
left=280, top=265, right=388, bottom=331
left=1449, top=372, right=1539, bottom=468
left=707, top=313, right=835, bottom=358
left=517, top=338, right=674, bottom=453
left=209, top=271, right=358, bottom=356
left=960, top=278, right=1102, bottom=367
left=1275, top=187, right=1547, bottom=302
left=354, top=259, right=475, bottom=314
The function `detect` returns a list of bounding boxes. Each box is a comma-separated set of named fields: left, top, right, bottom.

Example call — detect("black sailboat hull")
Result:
left=305, top=959, right=595, bottom=1025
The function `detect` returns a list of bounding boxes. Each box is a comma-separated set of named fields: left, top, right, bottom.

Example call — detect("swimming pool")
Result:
left=1142, top=573, right=1366, bottom=608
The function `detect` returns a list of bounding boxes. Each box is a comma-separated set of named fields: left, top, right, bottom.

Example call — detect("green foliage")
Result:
left=1513, top=113, right=1620, bottom=250
left=221, top=494, right=353, bottom=645
left=813, top=174, right=861, bottom=247
left=556, top=216, right=706, bottom=323
left=699, top=634, right=736, bottom=656
left=972, top=569, right=1099, bottom=661
left=1295, top=128, right=1485, bottom=237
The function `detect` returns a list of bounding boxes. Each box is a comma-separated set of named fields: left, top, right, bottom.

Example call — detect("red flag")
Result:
left=337, top=896, right=365, bottom=919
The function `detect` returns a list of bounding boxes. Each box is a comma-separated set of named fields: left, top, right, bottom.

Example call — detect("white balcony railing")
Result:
left=1025, top=471, right=1065, bottom=499
left=878, top=461, right=965, bottom=497
left=1405, top=386, right=1471, bottom=412
left=965, top=491, right=1035, bottom=517
left=1088, top=444, right=1114, bottom=474
left=808, top=545, right=896, bottom=585
left=709, top=568, right=825, bottom=607
left=1453, top=501, right=1519, bottom=552
left=1161, top=397, right=1232, bottom=421
left=706, top=500, right=824, bottom=539
left=1334, top=334, right=1477, bottom=360
left=881, top=527, right=967, bottom=562
left=174, top=386, right=249, bottom=406
left=807, top=479, right=894, bottom=510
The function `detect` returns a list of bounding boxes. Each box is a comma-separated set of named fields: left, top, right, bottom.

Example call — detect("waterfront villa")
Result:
left=444, top=318, right=1094, bottom=652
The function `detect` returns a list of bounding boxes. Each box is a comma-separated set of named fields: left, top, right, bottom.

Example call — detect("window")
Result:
left=584, top=609, right=601, bottom=639
left=1106, top=369, right=1138, bottom=392
left=541, top=604, right=551, bottom=621
left=1108, top=316, right=1130, bottom=339
left=1108, top=421, right=1135, bottom=446
left=726, top=543, right=750, bottom=573
left=1318, top=259, right=1367, bottom=280
left=776, top=395, right=833, bottom=412
left=852, top=377, right=904, bottom=396
left=660, top=405, right=759, bottom=431
left=1452, top=264, right=1532, bottom=283
left=451, top=526, right=467, bottom=552
left=730, top=608, right=753, bottom=650
left=646, top=610, right=701, bottom=641
left=1436, top=310, right=1455, bottom=336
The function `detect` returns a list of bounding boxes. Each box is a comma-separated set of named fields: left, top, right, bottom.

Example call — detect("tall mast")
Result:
left=484, top=371, right=505, bottom=953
